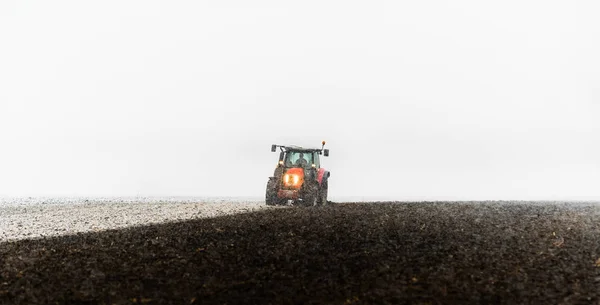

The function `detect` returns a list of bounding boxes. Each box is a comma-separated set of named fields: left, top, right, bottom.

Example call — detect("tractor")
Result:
left=265, top=141, right=331, bottom=206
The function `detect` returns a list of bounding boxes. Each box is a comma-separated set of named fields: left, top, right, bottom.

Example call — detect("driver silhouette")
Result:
left=294, top=153, right=309, bottom=167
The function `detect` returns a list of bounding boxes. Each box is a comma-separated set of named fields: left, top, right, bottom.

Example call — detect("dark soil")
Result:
left=1, top=202, right=600, bottom=304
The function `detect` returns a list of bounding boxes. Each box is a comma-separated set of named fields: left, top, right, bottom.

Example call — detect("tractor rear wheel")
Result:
left=265, top=192, right=277, bottom=206
left=266, top=194, right=278, bottom=206
left=265, top=179, right=279, bottom=206
left=318, top=182, right=328, bottom=206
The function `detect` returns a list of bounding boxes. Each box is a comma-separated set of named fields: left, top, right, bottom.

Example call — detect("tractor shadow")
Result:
left=1, top=202, right=599, bottom=304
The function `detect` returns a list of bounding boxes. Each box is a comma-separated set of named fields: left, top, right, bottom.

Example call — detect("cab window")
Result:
left=285, top=152, right=314, bottom=167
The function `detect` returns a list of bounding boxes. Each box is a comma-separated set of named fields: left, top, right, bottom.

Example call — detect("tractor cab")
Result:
left=285, top=150, right=314, bottom=168
left=272, top=144, right=329, bottom=168
left=282, top=149, right=327, bottom=170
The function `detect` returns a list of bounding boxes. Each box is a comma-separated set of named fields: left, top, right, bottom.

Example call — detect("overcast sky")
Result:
left=0, top=1, right=598, bottom=200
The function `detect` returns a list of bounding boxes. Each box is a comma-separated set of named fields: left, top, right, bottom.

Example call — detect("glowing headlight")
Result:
left=283, top=174, right=300, bottom=186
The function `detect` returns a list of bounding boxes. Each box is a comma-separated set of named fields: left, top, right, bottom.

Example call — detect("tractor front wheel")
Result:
left=303, top=184, right=319, bottom=207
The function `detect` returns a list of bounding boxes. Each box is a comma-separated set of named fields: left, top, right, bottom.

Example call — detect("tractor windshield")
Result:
left=285, top=151, right=314, bottom=168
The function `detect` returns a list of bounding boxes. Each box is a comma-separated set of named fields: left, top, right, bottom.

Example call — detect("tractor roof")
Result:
left=271, top=142, right=328, bottom=155
left=283, top=145, right=323, bottom=152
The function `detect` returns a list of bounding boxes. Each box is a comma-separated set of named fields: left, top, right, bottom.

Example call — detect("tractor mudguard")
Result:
left=317, top=169, right=330, bottom=185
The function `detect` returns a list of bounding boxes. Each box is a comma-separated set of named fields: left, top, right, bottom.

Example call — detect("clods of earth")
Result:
left=1, top=202, right=600, bottom=304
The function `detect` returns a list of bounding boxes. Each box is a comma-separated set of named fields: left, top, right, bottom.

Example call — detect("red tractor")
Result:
left=265, top=141, right=331, bottom=206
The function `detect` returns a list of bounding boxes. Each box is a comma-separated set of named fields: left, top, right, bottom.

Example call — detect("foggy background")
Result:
left=0, top=1, right=598, bottom=201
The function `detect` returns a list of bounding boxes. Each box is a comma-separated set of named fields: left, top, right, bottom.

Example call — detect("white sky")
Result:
left=0, top=1, right=599, bottom=200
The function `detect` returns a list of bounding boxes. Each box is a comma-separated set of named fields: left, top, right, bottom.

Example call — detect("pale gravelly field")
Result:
left=0, top=197, right=270, bottom=242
